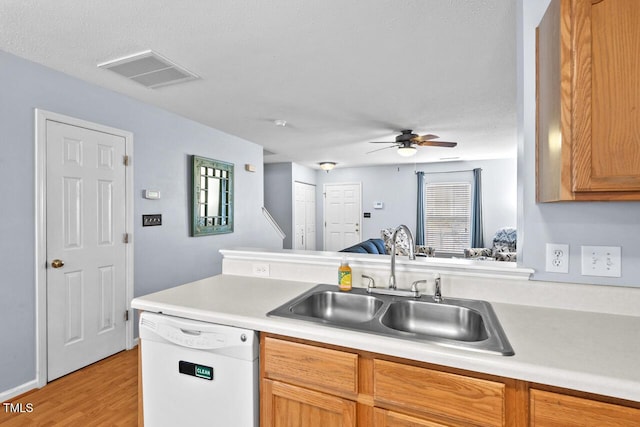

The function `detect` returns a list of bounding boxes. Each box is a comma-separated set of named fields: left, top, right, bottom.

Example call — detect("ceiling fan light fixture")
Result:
left=397, top=146, right=417, bottom=157
left=319, top=162, right=336, bottom=172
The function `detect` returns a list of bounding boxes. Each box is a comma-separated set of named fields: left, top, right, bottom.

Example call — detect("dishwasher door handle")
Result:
left=153, top=323, right=225, bottom=350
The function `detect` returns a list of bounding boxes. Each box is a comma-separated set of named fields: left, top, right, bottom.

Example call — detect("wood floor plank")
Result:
left=0, top=348, right=138, bottom=426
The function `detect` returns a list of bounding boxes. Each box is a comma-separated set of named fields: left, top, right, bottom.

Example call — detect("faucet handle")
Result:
left=409, top=280, right=425, bottom=297
left=362, top=275, right=376, bottom=290
left=410, top=279, right=427, bottom=292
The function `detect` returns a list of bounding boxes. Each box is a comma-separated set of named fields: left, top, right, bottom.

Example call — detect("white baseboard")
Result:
left=0, top=379, right=39, bottom=402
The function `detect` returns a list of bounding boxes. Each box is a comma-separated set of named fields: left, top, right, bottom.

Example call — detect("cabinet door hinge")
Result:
left=123, top=155, right=130, bottom=166
left=125, top=310, right=129, bottom=322
left=123, top=233, right=130, bottom=244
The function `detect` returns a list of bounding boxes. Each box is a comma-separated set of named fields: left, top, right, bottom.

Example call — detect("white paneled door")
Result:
left=294, top=182, right=316, bottom=250
left=46, top=120, right=127, bottom=381
left=323, top=183, right=362, bottom=251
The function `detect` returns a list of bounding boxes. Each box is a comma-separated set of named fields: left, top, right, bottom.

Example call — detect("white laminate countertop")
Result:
left=131, top=274, right=640, bottom=402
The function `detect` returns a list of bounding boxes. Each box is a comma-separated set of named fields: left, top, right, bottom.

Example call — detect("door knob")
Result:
left=51, top=259, right=65, bottom=269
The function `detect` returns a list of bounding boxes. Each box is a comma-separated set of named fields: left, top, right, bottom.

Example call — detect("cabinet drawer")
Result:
left=374, top=359, right=505, bottom=427
left=374, top=408, right=450, bottom=427
left=530, top=389, right=640, bottom=426
left=263, top=336, right=358, bottom=396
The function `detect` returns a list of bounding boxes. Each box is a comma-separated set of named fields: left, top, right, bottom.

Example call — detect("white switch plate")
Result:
left=252, top=263, right=270, bottom=277
left=545, top=243, right=569, bottom=273
left=581, top=246, right=621, bottom=277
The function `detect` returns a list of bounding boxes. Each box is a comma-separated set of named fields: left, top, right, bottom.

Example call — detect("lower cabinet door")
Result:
left=530, top=389, right=640, bottom=427
left=374, top=408, right=451, bottom=427
left=262, top=379, right=357, bottom=427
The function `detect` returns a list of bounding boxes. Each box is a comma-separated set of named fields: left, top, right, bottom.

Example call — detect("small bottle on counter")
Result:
left=338, top=257, right=352, bottom=291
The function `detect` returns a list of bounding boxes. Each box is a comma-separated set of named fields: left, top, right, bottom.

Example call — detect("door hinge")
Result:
left=125, top=310, right=129, bottom=322
left=123, top=155, right=130, bottom=166
left=123, top=233, right=130, bottom=244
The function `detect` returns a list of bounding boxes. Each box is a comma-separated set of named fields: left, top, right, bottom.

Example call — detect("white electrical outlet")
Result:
left=581, top=246, right=621, bottom=277
left=252, top=263, right=270, bottom=277
left=545, top=243, right=569, bottom=273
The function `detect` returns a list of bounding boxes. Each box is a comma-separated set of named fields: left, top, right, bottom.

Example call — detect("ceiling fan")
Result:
left=367, top=130, right=457, bottom=157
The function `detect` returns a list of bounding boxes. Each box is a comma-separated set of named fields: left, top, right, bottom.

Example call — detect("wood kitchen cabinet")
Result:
left=373, top=359, right=507, bottom=427
left=530, top=388, right=640, bottom=426
left=261, top=334, right=640, bottom=426
left=262, top=379, right=356, bottom=427
left=261, top=334, right=516, bottom=427
left=261, top=336, right=358, bottom=427
left=536, top=0, right=640, bottom=201
left=373, top=408, right=450, bottom=427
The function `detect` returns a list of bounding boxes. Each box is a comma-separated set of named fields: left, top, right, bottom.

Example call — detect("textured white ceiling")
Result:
left=0, top=0, right=517, bottom=169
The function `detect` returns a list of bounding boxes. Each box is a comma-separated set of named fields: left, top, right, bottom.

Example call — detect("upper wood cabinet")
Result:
left=537, top=0, right=640, bottom=201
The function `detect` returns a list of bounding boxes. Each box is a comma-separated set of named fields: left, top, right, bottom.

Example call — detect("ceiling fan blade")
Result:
left=368, top=141, right=395, bottom=144
left=415, top=140, right=458, bottom=148
left=414, top=134, right=439, bottom=141
left=366, top=145, right=397, bottom=154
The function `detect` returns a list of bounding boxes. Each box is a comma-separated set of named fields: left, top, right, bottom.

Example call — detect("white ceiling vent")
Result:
left=98, top=50, right=199, bottom=88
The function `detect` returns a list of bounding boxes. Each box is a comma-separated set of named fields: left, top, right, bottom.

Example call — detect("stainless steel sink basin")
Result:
left=380, top=300, right=489, bottom=342
left=289, top=290, right=384, bottom=324
left=268, top=284, right=514, bottom=356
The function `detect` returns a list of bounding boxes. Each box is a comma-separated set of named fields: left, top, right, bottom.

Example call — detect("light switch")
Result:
left=580, top=246, right=621, bottom=277
left=142, top=214, right=162, bottom=227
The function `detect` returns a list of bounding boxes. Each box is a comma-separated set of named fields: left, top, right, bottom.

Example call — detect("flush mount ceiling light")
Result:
left=97, top=50, right=199, bottom=89
left=274, top=119, right=287, bottom=127
left=397, top=146, right=417, bottom=157
left=319, top=162, right=336, bottom=172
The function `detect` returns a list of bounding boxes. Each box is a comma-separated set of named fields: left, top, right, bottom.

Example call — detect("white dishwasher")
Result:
left=139, top=312, right=259, bottom=427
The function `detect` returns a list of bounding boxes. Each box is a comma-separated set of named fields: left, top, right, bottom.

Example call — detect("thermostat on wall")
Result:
left=144, top=190, right=161, bottom=200
left=373, top=201, right=384, bottom=209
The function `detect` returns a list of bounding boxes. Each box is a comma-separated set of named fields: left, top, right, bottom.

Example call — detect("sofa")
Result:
left=464, top=227, right=517, bottom=261
left=340, top=232, right=435, bottom=257
left=339, top=238, right=387, bottom=254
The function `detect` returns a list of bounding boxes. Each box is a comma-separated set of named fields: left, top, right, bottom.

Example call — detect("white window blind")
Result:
left=424, top=182, right=471, bottom=255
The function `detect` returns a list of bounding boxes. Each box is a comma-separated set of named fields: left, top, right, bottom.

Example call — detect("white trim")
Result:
left=322, top=182, right=362, bottom=250
left=0, top=379, right=39, bottom=402
left=34, top=109, right=134, bottom=388
left=220, top=247, right=535, bottom=280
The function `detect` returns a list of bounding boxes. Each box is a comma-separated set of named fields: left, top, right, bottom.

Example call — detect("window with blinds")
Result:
left=424, top=182, right=471, bottom=255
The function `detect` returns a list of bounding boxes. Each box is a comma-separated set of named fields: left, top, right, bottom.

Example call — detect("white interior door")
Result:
left=323, top=183, right=362, bottom=251
left=46, top=120, right=128, bottom=381
left=294, top=182, right=316, bottom=250
left=304, top=183, right=316, bottom=250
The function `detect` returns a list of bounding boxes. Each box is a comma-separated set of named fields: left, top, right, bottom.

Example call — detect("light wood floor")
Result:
left=0, top=348, right=138, bottom=426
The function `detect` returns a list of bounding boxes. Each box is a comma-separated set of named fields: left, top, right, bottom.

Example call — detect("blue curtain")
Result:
left=415, top=172, right=425, bottom=245
left=471, top=168, right=484, bottom=247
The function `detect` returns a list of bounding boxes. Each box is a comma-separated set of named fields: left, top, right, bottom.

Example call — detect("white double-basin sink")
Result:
left=268, top=283, right=514, bottom=356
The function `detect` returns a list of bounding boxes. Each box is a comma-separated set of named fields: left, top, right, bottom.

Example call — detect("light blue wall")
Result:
left=519, top=0, right=640, bottom=286
left=314, top=158, right=517, bottom=250
left=0, top=50, right=280, bottom=395
left=264, top=162, right=317, bottom=249
left=264, top=163, right=293, bottom=248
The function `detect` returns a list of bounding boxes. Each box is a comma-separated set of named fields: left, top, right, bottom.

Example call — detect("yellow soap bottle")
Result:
left=338, top=257, right=352, bottom=291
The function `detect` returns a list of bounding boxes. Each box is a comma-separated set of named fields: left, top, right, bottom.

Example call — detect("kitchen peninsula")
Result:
left=132, top=248, right=640, bottom=426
